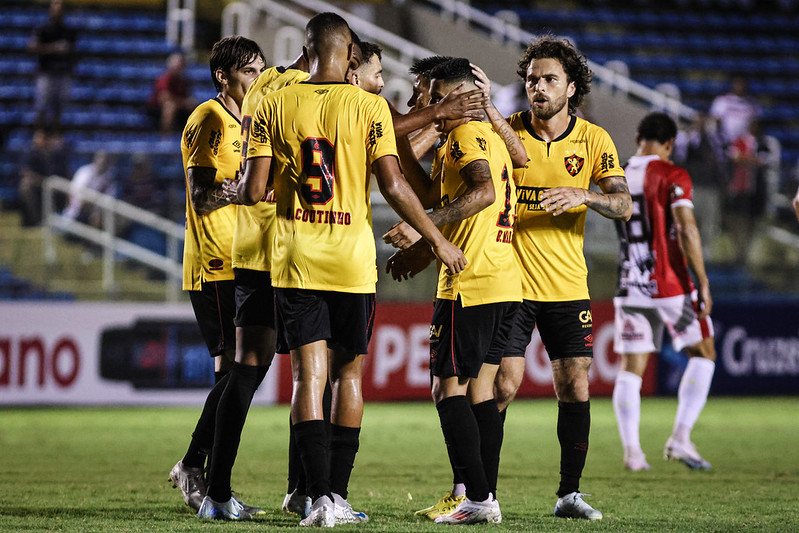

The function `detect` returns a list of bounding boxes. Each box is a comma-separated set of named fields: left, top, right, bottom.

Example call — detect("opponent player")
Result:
left=236, top=12, right=466, bottom=527
left=612, top=112, right=716, bottom=471
left=168, top=36, right=266, bottom=521
left=386, top=58, right=520, bottom=524
left=497, top=36, right=632, bottom=521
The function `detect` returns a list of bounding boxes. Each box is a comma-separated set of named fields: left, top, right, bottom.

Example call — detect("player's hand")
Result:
left=696, top=284, right=713, bottom=319
left=385, top=241, right=436, bottom=281
left=382, top=220, right=422, bottom=249
left=430, top=238, right=467, bottom=275
left=221, top=178, right=240, bottom=204
left=436, top=84, right=487, bottom=121
left=539, top=186, right=589, bottom=216
left=470, top=63, right=492, bottom=102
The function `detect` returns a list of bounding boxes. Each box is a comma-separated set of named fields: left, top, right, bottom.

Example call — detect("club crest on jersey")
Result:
left=564, top=154, right=584, bottom=176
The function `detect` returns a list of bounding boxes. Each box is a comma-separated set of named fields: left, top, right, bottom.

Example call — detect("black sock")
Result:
left=287, top=414, right=301, bottom=494
left=556, top=400, right=590, bottom=498
left=472, top=399, right=502, bottom=498
left=182, top=372, right=230, bottom=468
left=330, top=425, right=360, bottom=500
left=214, top=369, right=229, bottom=384
left=206, top=363, right=266, bottom=501
left=448, top=437, right=464, bottom=487
left=294, top=419, right=330, bottom=501
left=499, top=407, right=507, bottom=426
left=436, top=395, right=489, bottom=502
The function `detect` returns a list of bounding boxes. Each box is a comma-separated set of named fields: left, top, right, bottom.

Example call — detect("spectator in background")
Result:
left=18, top=128, right=69, bottom=226
left=709, top=74, right=762, bottom=147
left=147, top=52, right=196, bottom=134
left=28, top=0, right=77, bottom=129
left=63, top=150, right=116, bottom=227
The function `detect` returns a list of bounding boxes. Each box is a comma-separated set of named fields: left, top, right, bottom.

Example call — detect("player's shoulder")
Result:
left=574, top=116, right=611, bottom=139
left=187, top=99, right=229, bottom=124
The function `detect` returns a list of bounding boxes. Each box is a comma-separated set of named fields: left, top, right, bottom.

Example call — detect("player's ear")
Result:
left=566, top=80, right=576, bottom=99
left=350, top=72, right=359, bottom=87
left=214, top=68, right=227, bottom=88
left=301, top=46, right=309, bottom=63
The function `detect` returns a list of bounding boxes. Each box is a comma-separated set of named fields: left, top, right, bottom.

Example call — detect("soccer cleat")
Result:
left=624, top=450, right=652, bottom=472
left=414, top=490, right=466, bottom=520
left=554, top=492, right=603, bottom=520
left=169, top=460, right=206, bottom=511
left=333, top=493, right=369, bottom=524
left=231, top=492, right=265, bottom=517
left=664, top=437, right=712, bottom=470
left=299, top=495, right=335, bottom=527
left=434, top=494, right=501, bottom=525
left=282, top=489, right=312, bottom=518
left=197, top=495, right=252, bottom=521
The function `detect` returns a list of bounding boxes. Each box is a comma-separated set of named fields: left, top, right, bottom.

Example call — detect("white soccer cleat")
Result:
left=197, top=495, right=252, bottom=521
left=282, top=489, right=312, bottom=518
left=554, top=492, right=603, bottom=520
left=333, top=493, right=369, bottom=524
left=168, top=460, right=206, bottom=511
left=434, top=494, right=501, bottom=525
left=299, top=495, right=335, bottom=528
left=624, top=450, right=652, bottom=471
left=231, top=492, right=265, bottom=517
left=664, top=437, right=712, bottom=470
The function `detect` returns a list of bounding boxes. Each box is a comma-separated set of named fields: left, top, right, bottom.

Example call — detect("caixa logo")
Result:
left=0, top=336, right=80, bottom=388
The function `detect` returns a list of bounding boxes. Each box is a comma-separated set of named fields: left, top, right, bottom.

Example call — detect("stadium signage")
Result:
left=0, top=335, right=80, bottom=388
left=721, top=326, right=799, bottom=377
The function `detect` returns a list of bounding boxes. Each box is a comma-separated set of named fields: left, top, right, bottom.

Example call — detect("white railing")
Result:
left=167, top=0, right=196, bottom=54
left=42, top=176, right=184, bottom=301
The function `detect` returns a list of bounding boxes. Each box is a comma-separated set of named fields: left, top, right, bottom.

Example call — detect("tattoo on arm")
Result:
left=591, top=176, right=632, bottom=220
left=427, top=159, right=493, bottom=227
left=189, top=167, right=231, bottom=216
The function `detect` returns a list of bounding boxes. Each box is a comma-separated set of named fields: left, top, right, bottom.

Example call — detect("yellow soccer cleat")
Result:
left=414, top=491, right=467, bottom=520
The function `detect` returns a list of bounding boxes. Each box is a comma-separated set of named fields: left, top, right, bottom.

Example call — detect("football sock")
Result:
left=436, top=395, right=489, bottom=503
left=613, top=370, right=643, bottom=454
left=452, top=483, right=466, bottom=497
left=499, top=407, right=507, bottom=426
left=556, top=400, right=590, bottom=498
left=287, top=414, right=301, bottom=494
left=471, top=399, right=502, bottom=497
left=214, top=369, right=228, bottom=384
left=329, top=424, right=360, bottom=500
left=182, top=372, right=230, bottom=468
left=673, top=357, right=715, bottom=442
left=206, top=362, right=267, bottom=502
left=446, top=432, right=464, bottom=490
left=294, top=419, right=331, bottom=501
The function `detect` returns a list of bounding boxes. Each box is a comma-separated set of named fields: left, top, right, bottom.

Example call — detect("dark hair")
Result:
left=306, top=12, right=351, bottom=55
left=359, top=41, right=382, bottom=64
left=350, top=29, right=361, bottom=48
left=428, top=57, right=476, bottom=86
left=409, top=55, right=453, bottom=78
left=636, top=112, right=678, bottom=144
left=209, top=36, right=265, bottom=92
left=516, top=35, right=592, bottom=114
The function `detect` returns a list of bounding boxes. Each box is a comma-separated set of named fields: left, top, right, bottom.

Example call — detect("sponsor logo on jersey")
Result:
left=516, top=186, right=547, bottom=211
left=579, top=310, right=593, bottom=324
left=368, top=121, right=384, bottom=147
left=600, top=152, right=616, bottom=172
left=315, top=89, right=329, bottom=95
left=583, top=334, right=593, bottom=347
left=564, top=154, right=584, bottom=176
left=252, top=119, right=268, bottom=144
left=184, top=126, right=198, bottom=149
left=208, top=258, right=224, bottom=271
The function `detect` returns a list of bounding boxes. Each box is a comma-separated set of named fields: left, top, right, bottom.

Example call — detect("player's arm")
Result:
left=187, top=166, right=235, bottom=216
left=392, top=85, right=486, bottom=138
left=672, top=204, right=712, bottom=318
left=234, top=156, right=272, bottom=206
left=540, top=175, right=632, bottom=220
left=374, top=155, right=466, bottom=274
left=395, top=134, right=440, bottom=209
left=471, top=64, right=528, bottom=168
left=427, top=159, right=495, bottom=227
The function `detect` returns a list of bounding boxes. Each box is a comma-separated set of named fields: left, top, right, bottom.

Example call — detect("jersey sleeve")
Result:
left=445, top=123, right=490, bottom=173
left=364, top=96, right=397, bottom=165
left=247, top=97, right=274, bottom=160
left=184, top=107, right=225, bottom=169
left=588, top=126, right=625, bottom=184
left=667, top=166, right=694, bottom=208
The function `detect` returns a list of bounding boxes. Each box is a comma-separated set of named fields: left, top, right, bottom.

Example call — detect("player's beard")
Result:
left=530, top=91, right=568, bottom=120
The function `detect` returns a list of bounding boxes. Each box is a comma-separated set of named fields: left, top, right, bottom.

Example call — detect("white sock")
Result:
left=613, top=370, right=643, bottom=455
left=672, top=357, right=715, bottom=442
left=452, top=483, right=466, bottom=497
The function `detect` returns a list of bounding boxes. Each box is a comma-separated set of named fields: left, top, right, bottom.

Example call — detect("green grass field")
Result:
left=2, top=397, right=798, bottom=532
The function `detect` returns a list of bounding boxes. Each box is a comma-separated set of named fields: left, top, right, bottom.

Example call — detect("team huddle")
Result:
left=169, top=11, right=717, bottom=527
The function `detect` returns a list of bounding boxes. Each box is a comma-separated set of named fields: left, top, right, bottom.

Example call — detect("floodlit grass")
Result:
left=1, top=397, right=798, bottom=532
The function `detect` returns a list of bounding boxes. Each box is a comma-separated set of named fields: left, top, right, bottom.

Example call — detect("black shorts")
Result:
left=505, top=299, right=594, bottom=360
left=274, top=288, right=375, bottom=354
left=234, top=268, right=275, bottom=328
left=188, top=279, right=236, bottom=357
left=429, top=297, right=519, bottom=379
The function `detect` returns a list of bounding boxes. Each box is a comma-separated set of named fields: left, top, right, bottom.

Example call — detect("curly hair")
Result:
left=516, top=35, right=592, bottom=114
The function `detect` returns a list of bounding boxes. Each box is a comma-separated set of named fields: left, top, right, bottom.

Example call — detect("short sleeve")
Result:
left=589, top=126, right=625, bottom=184
left=247, top=97, right=274, bottom=160
left=445, top=123, right=489, bottom=173
left=184, top=107, right=225, bottom=169
left=668, top=166, right=694, bottom=208
left=364, top=96, right=397, bottom=165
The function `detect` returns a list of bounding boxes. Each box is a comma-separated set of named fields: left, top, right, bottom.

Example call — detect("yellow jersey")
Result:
left=232, top=66, right=310, bottom=271
left=181, top=98, right=241, bottom=291
left=436, top=121, right=521, bottom=307
left=248, top=82, right=397, bottom=293
left=508, top=112, right=625, bottom=301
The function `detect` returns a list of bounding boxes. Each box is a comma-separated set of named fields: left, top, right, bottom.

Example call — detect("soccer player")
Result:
left=385, top=57, right=520, bottom=524
left=168, top=36, right=266, bottom=521
left=236, top=12, right=466, bottom=527
left=348, top=41, right=384, bottom=95
left=612, top=112, right=716, bottom=471
left=497, top=36, right=632, bottom=521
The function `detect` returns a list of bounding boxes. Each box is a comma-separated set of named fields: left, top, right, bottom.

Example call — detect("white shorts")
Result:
left=613, top=292, right=714, bottom=354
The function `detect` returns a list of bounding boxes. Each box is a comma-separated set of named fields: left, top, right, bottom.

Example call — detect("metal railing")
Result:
left=42, top=176, right=184, bottom=301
